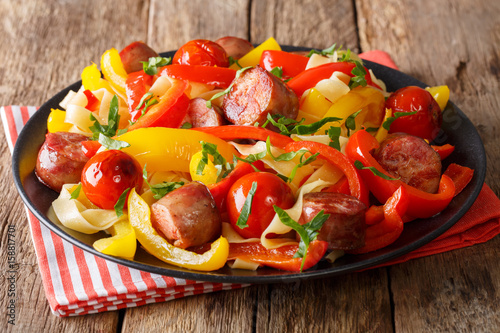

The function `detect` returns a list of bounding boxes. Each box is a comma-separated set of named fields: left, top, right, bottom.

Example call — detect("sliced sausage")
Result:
left=151, top=182, right=221, bottom=249
left=222, top=66, right=299, bottom=126
left=35, top=132, right=90, bottom=192
left=119, top=41, right=159, bottom=74
left=373, top=133, right=442, bottom=193
left=186, top=97, right=227, bottom=128
left=214, top=36, right=254, bottom=59
left=299, top=192, right=366, bottom=250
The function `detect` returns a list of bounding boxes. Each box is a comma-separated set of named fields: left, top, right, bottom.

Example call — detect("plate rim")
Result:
left=11, top=46, right=487, bottom=284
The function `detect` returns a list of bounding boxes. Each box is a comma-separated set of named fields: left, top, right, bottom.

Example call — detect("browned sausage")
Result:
left=214, top=36, right=254, bottom=59
left=299, top=192, right=366, bottom=250
left=373, top=133, right=442, bottom=193
left=119, top=41, right=159, bottom=74
left=150, top=182, right=221, bottom=249
left=35, top=132, right=90, bottom=192
left=186, top=98, right=227, bottom=127
left=222, top=66, right=299, bottom=126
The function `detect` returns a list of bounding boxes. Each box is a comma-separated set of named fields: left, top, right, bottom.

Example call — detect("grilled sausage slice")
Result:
left=119, top=41, right=159, bottom=74
left=373, top=133, right=442, bottom=193
left=186, top=98, right=227, bottom=127
left=222, top=66, right=299, bottom=126
left=35, top=132, right=89, bottom=192
left=300, top=192, right=366, bottom=250
left=214, top=36, right=254, bottom=59
left=150, top=182, right=221, bottom=249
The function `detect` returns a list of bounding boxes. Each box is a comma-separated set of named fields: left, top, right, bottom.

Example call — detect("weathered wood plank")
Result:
left=389, top=237, right=500, bottom=332
left=0, top=0, right=150, bottom=331
left=250, top=0, right=359, bottom=50
left=357, top=1, right=500, bottom=332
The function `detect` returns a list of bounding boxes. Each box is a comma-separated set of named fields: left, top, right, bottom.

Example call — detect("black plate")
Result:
left=12, top=46, right=486, bottom=284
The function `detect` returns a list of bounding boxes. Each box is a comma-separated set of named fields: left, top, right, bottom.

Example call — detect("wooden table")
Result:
left=1, top=0, right=499, bottom=331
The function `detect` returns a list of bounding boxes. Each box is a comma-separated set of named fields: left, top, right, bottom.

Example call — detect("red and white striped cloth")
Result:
left=2, top=105, right=247, bottom=317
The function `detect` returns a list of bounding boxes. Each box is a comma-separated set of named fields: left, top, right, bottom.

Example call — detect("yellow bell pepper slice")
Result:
left=127, top=189, right=229, bottom=271
left=118, top=127, right=237, bottom=173
left=189, top=150, right=219, bottom=185
left=317, top=86, right=385, bottom=134
left=47, top=108, right=72, bottom=133
left=81, top=62, right=114, bottom=93
left=230, top=37, right=281, bottom=69
left=299, top=88, right=333, bottom=122
left=93, top=220, right=137, bottom=260
left=426, top=85, right=450, bottom=111
left=100, top=48, right=128, bottom=95
left=375, top=108, right=393, bottom=142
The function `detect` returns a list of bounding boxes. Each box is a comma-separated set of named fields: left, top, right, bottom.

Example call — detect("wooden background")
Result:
left=1, top=0, right=499, bottom=332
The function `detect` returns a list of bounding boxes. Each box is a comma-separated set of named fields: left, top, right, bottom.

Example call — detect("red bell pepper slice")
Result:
left=160, top=64, right=236, bottom=88
left=349, top=186, right=408, bottom=254
left=125, top=70, right=153, bottom=122
left=207, top=160, right=264, bottom=212
left=323, top=176, right=351, bottom=196
left=128, top=80, right=189, bottom=130
left=193, top=125, right=294, bottom=150
left=345, top=129, right=456, bottom=219
left=259, top=50, right=309, bottom=78
left=228, top=240, right=328, bottom=272
left=432, top=144, right=455, bottom=160
left=364, top=204, right=385, bottom=226
left=444, top=163, right=474, bottom=197
left=285, top=140, right=370, bottom=206
left=81, top=140, right=102, bottom=159
left=83, top=90, right=99, bottom=112
left=286, top=62, right=382, bottom=98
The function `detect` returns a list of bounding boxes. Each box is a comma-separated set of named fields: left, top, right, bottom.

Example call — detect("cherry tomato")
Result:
left=227, top=172, right=295, bottom=239
left=81, top=150, right=143, bottom=209
left=386, top=86, right=442, bottom=141
left=173, top=39, right=229, bottom=67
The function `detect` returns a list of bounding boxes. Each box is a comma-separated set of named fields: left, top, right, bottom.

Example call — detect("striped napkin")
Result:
left=3, top=51, right=500, bottom=317
left=2, top=105, right=246, bottom=317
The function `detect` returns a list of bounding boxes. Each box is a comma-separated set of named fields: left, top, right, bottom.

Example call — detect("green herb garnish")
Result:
left=70, top=183, right=82, bottom=200
left=236, top=181, right=258, bottom=229
left=142, top=166, right=184, bottom=200
left=142, top=56, right=172, bottom=75
left=382, top=111, right=418, bottom=130
left=327, top=126, right=342, bottom=151
left=114, top=188, right=130, bottom=217
left=354, top=160, right=400, bottom=180
left=206, top=66, right=252, bottom=108
left=273, top=206, right=330, bottom=272
left=270, top=67, right=283, bottom=79
left=348, top=61, right=368, bottom=89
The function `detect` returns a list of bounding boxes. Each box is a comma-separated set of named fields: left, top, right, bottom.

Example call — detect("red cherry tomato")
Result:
left=227, top=172, right=295, bottom=239
left=386, top=86, right=442, bottom=141
left=173, top=39, right=229, bottom=67
left=81, top=150, right=143, bottom=209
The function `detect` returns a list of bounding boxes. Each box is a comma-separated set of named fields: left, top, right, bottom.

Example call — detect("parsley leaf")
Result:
left=306, top=43, right=339, bottom=57
left=180, top=122, right=192, bottom=129
left=70, top=183, right=82, bottom=200
left=345, top=109, right=363, bottom=136
left=197, top=141, right=234, bottom=181
left=264, top=113, right=341, bottom=136
left=273, top=206, right=330, bottom=272
left=142, top=166, right=184, bottom=200
left=206, top=66, right=252, bottom=108
left=327, top=126, right=342, bottom=151
left=382, top=111, right=418, bottom=130
left=114, top=188, right=130, bottom=217
left=236, top=181, right=258, bottom=229
left=270, top=66, right=283, bottom=79
left=142, top=57, right=172, bottom=75
left=97, top=133, right=130, bottom=150
left=228, top=56, right=242, bottom=68
left=348, top=61, right=368, bottom=89
left=354, top=160, right=400, bottom=180
left=89, top=95, right=120, bottom=140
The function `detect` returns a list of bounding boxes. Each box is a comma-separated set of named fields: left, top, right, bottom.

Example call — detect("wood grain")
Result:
left=0, top=0, right=498, bottom=332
